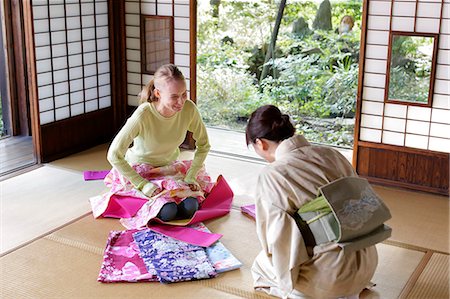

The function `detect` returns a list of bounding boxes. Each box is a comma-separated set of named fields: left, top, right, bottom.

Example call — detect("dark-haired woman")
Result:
left=246, top=105, right=377, bottom=299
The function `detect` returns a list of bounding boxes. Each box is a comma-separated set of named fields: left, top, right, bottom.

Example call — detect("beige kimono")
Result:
left=252, top=135, right=377, bottom=299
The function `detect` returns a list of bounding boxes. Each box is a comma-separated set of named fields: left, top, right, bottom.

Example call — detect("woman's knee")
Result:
left=178, top=197, right=199, bottom=219
left=157, top=202, right=178, bottom=221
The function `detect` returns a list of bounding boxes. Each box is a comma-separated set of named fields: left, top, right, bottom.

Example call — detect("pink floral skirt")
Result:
left=89, top=160, right=215, bottom=229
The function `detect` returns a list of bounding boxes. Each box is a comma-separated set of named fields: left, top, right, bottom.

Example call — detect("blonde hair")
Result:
left=138, top=64, right=186, bottom=104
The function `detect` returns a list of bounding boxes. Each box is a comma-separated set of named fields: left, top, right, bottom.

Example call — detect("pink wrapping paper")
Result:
left=102, top=195, right=149, bottom=218
left=148, top=224, right=222, bottom=247
left=83, top=170, right=110, bottom=181
left=241, top=204, right=256, bottom=219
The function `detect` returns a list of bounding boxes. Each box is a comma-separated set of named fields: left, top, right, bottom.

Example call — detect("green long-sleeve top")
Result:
left=107, top=100, right=210, bottom=190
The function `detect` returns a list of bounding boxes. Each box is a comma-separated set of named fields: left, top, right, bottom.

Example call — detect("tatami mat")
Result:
left=0, top=165, right=106, bottom=255
left=0, top=210, right=424, bottom=299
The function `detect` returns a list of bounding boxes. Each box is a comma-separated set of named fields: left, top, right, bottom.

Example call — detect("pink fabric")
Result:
left=89, top=160, right=215, bottom=226
left=98, top=229, right=158, bottom=283
left=240, top=204, right=256, bottom=219
left=150, top=175, right=234, bottom=227
left=148, top=224, right=222, bottom=247
left=83, top=170, right=110, bottom=181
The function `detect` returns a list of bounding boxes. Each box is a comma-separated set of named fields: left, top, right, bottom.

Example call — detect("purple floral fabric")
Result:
left=133, top=230, right=217, bottom=283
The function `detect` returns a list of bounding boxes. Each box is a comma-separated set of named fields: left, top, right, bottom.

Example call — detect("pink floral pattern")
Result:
left=89, top=160, right=215, bottom=229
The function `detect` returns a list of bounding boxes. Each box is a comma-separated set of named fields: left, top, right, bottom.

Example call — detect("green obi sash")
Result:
left=296, top=177, right=392, bottom=253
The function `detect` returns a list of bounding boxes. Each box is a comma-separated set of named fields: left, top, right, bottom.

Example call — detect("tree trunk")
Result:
left=259, top=0, right=287, bottom=83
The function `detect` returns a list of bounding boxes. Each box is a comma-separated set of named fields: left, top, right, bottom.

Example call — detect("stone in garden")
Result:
left=292, top=17, right=311, bottom=37
left=313, top=0, right=332, bottom=31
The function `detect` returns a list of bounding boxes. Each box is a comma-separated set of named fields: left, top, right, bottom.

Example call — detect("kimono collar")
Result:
left=275, top=135, right=310, bottom=160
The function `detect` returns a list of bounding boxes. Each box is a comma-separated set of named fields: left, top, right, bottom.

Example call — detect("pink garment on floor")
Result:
left=98, top=229, right=158, bottom=283
left=89, top=160, right=215, bottom=227
left=83, top=170, right=110, bottom=181
left=241, top=204, right=256, bottom=219
left=148, top=224, right=222, bottom=247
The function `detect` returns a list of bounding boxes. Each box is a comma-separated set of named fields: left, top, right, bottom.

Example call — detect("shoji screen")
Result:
left=32, top=0, right=111, bottom=125
left=124, top=0, right=192, bottom=106
left=355, top=0, right=450, bottom=195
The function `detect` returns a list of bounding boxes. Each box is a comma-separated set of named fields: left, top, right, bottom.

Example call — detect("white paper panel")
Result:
left=67, top=29, right=81, bottom=42
left=174, top=30, right=190, bottom=43
left=126, top=49, right=140, bottom=61
left=393, top=2, right=416, bottom=17
left=174, top=4, right=189, bottom=17
left=174, top=17, right=190, bottom=30
left=126, top=37, right=140, bottom=49
left=81, top=2, right=94, bottom=15
left=142, top=74, right=153, bottom=85
left=85, top=75, right=97, bottom=88
left=65, top=4, right=81, bottom=17
left=157, top=3, right=172, bottom=16
left=55, top=94, right=69, bottom=108
left=71, top=103, right=84, bottom=116
left=54, top=82, right=69, bottom=95
left=99, top=96, right=111, bottom=109
left=40, top=111, right=55, bottom=125
left=33, top=5, right=48, bottom=19
left=406, top=120, right=430, bottom=135
left=435, top=79, right=450, bottom=94
left=70, top=79, right=83, bottom=91
left=97, top=50, right=109, bottom=62
left=98, top=62, right=110, bottom=74
left=382, top=131, right=404, bottom=146
left=98, top=73, right=110, bottom=86
left=441, top=20, right=450, bottom=34
left=70, top=90, right=84, bottom=103
left=417, top=2, right=441, bottom=18
left=99, top=85, right=110, bottom=97
left=53, top=69, right=68, bottom=83
left=126, top=26, right=140, bottom=38
left=174, top=42, right=190, bottom=54
left=360, top=127, right=382, bottom=142
left=408, top=106, right=431, bottom=121
left=128, top=84, right=141, bottom=96
left=391, top=17, right=414, bottom=31
left=69, top=67, right=83, bottom=79
left=178, top=66, right=190, bottom=79
left=35, top=33, right=51, bottom=47
left=50, top=4, right=65, bottom=18
left=127, top=61, right=140, bottom=73
left=428, top=137, right=450, bottom=152
left=85, top=88, right=98, bottom=101
left=436, top=65, right=450, bottom=80
left=66, top=17, right=81, bottom=29
left=443, top=3, right=450, bottom=18
left=175, top=54, right=190, bottom=67
left=125, top=14, right=140, bottom=26
left=127, top=73, right=141, bottom=85
left=38, top=72, right=53, bottom=86
left=51, top=31, right=66, bottom=44
left=69, top=54, right=82, bottom=67
left=50, top=18, right=66, bottom=32
left=53, top=57, right=68, bottom=70
left=141, top=3, right=156, bottom=15
left=437, top=50, right=450, bottom=65
left=369, top=1, right=391, bottom=15
left=439, top=35, right=450, bottom=50
left=361, top=114, right=383, bottom=129
left=83, top=28, right=96, bottom=40
left=384, top=117, right=406, bottom=132
left=405, top=134, right=428, bottom=149
left=363, top=73, right=386, bottom=88
left=52, top=44, right=67, bottom=57
left=365, top=45, right=388, bottom=59
left=363, top=87, right=385, bottom=102
left=36, top=46, right=51, bottom=60
left=431, top=108, right=450, bottom=124
left=96, top=2, right=108, bottom=14
left=362, top=100, right=384, bottom=115
left=125, top=2, right=140, bottom=14
left=366, top=30, right=389, bottom=45
left=84, top=52, right=97, bottom=65
left=415, top=18, right=440, bottom=34
left=96, top=26, right=109, bottom=39
left=367, top=16, right=390, bottom=31
left=36, top=59, right=52, bottom=73
left=39, top=98, right=54, bottom=112
left=365, top=59, right=387, bottom=74
left=97, top=38, right=109, bottom=50
left=34, top=19, right=50, bottom=33
left=96, top=14, right=108, bottom=27
left=430, top=123, right=450, bottom=138
left=128, top=95, right=139, bottom=106
left=384, top=103, right=407, bottom=118
left=175, top=0, right=189, bottom=4
left=83, top=40, right=96, bottom=53
left=85, top=100, right=98, bottom=112
left=432, top=94, right=450, bottom=109
left=82, top=15, right=95, bottom=27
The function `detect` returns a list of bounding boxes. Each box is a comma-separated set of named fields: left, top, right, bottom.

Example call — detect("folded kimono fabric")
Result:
left=83, top=170, right=110, bottom=181
left=98, top=229, right=158, bottom=283
left=191, top=223, right=243, bottom=273
left=148, top=224, right=223, bottom=247
left=133, top=230, right=217, bottom=283
left=240, top=204, right=256, bottom=219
